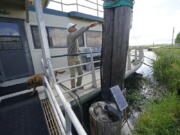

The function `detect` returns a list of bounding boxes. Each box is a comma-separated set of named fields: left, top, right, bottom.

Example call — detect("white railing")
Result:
left=0, top=48, right=143, bottom=135
left=49, top=0, right=104, bottom=17
left=51, top=48, right=100, bottom=93
left=50, top=48, right=144, bottom=93
left=41, top=59, right=87, bottom=135
left=34, top=0, right=140, bottom=135
left=35, top=0, right=87, bottom=134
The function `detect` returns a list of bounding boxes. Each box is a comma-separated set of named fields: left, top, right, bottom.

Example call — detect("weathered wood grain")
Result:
left=111, top=6, right=132, bottom=88
left=101, top=8, right=115, bottom=100
left=89, top=101, right=121, bottom=135
left=101, top=6, right=132, bottom=100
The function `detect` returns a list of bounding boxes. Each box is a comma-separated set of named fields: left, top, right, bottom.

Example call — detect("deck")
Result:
left=47, top=48, right=144, bottom=106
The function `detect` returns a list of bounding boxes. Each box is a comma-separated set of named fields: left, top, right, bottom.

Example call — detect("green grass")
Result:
left=153, top=47, right=180, bottom=92
left=134, top=93, right=180, bottom=135
left=133, top=46, right=180, bottom=135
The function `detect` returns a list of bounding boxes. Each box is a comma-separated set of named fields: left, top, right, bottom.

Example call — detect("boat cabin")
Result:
left=0, top=0, right=103, bottom=87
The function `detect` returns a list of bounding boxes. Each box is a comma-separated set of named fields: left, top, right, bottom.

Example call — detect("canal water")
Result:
left=122, top=49, right=160, bottom=135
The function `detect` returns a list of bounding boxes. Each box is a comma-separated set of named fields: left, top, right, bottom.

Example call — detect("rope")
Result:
left=103, top=0, right=134, bottom=9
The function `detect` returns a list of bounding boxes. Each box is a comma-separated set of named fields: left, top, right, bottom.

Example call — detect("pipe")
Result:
left=54, top=84, right=87, bottom=135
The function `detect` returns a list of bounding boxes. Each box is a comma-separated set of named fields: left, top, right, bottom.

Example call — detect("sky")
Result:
left=130, top=0, right=180, bottom=45
left=48, top=0, right=180, bottom=46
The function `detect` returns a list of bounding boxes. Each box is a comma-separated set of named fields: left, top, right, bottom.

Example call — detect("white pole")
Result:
left=90, top=48, right=97, bottom=88
left=172, top=27, right=175, bottom=46
left=127, top=50, right=131, bottom=70
left=34, top=0, right=56, bottom=83
left=44, top=77, right=66, bottom=128
left=54, top=84, right=87, bottom=135
left=135, top=48, right=137, bottom=64
left=35, top=1, right=87, bottom=134
left=65, top=112, right=72, bottom=135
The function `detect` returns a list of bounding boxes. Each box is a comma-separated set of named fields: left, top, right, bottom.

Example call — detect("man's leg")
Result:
left=76, top=56, right=83, bottom=87
left=69, top=67, right=76, bottom=89
left=68, top=57, right=76, bottom=89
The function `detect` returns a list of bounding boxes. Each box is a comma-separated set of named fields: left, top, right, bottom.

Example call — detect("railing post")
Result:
left=76, top=0, right=79, bottom=12
left=139, top=48, right=144, bottom=61
left=97, top=0, right=99, bottom=16
left=135, top=48, right=138, bottom=64
left=65, top=112, right=72, bottom=135
left=61, top=0, right=63, bottom=11
left=47, top=58, right=56, bottom=84
left=127, top=50, right=131, bottom=70
left=90, top=48, right=97, bottom=88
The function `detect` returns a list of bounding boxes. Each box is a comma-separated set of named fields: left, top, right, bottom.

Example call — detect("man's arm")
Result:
left=71, top=22, right=99, bottom=39
left=71, top=26, right=90, bottom=39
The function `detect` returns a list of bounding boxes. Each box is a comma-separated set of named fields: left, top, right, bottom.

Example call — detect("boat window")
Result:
left=31, top=26, right=41, bottom=49
left=47, top=27, right=84, bottom=48
left=31, top=25, right=85, bottom=49
left=0, top=22, right=22, bottom=50
left=47, top=27, right=67, bottom=47
left=86, top=31, right=102, bottom=48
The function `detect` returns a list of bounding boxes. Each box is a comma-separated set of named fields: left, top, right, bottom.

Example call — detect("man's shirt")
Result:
left=67, top=26, right=90, bottom=55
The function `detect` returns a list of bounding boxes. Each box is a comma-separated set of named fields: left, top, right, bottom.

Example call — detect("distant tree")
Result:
left=175, top=32, right=180, bottom=43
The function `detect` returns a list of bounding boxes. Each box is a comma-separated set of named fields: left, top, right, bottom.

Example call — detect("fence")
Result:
left=49, top=48, right=144, bottom=94
left=49, top=0, right=104, bottom=17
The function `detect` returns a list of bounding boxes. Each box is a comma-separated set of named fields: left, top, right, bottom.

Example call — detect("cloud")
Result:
left=130, top=0, right=180, bottom=45
left=48, top=0, right=180, bottom=45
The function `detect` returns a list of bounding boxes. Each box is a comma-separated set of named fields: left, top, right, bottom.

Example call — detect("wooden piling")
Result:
left=101, top=1, right=132, bottom=101
left=91, top=1, right=133, bottom=135
left=101, top=7, right=115, bottom=100
left=89, top=101, right=121, bottom=135
left=111, top=6, right=132, bottom=87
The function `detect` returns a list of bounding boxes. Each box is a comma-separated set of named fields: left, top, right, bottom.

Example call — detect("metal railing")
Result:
left=0, top=47, right=144, bottom=135
left=35, top=0, right=87, bottom=134
left=50, top=48, right=144, bottom=93
left=51, top=48, right=100, bottom=93
left=127, top=48, right=144, bottom=71
left=33, top=1, right=141, bottom=135
left=49, top=0, right=104, bottom=17
left=41, top=59, right=87, bottom=135
left=40, top=48, right=101, bottom=135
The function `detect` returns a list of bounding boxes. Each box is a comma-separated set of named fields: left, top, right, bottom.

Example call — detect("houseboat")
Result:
left=0, top=0, right=143, bottom=135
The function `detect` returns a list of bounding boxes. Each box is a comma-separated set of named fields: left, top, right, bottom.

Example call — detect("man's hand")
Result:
left=89, top=22, right=99, bottom=27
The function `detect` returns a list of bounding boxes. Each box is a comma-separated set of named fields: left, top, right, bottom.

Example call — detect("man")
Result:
left=67, top=22, right=99, bottom=89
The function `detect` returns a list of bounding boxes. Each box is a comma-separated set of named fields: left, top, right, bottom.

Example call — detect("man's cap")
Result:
left=66, top=23, right=77, bottom=30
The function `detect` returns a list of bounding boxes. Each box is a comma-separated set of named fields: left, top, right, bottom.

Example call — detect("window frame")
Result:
left=31, top=25, right=42, bottom=49
left=46, top=26, right=68, bottom=48
left=85, top=30, right=102, bottom=48
left=0, top=22, right=23, bottom=50
left=31, top=25, right=86, bottom=49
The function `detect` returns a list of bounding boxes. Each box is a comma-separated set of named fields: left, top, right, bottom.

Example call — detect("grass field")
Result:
left=153, top=47, right=180, bottom=93
left=134, top=46, right=180, bottom=135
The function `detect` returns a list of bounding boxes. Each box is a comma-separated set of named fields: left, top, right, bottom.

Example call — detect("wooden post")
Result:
left=89, top=102, right=121, bottom=135
left=90, top=1, right=133, bottom=135
left=101, top=6, right=115, bottom=100
left=101, top=1, right=132, bottom=101
left=111, top=6, right=132, bottom=87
